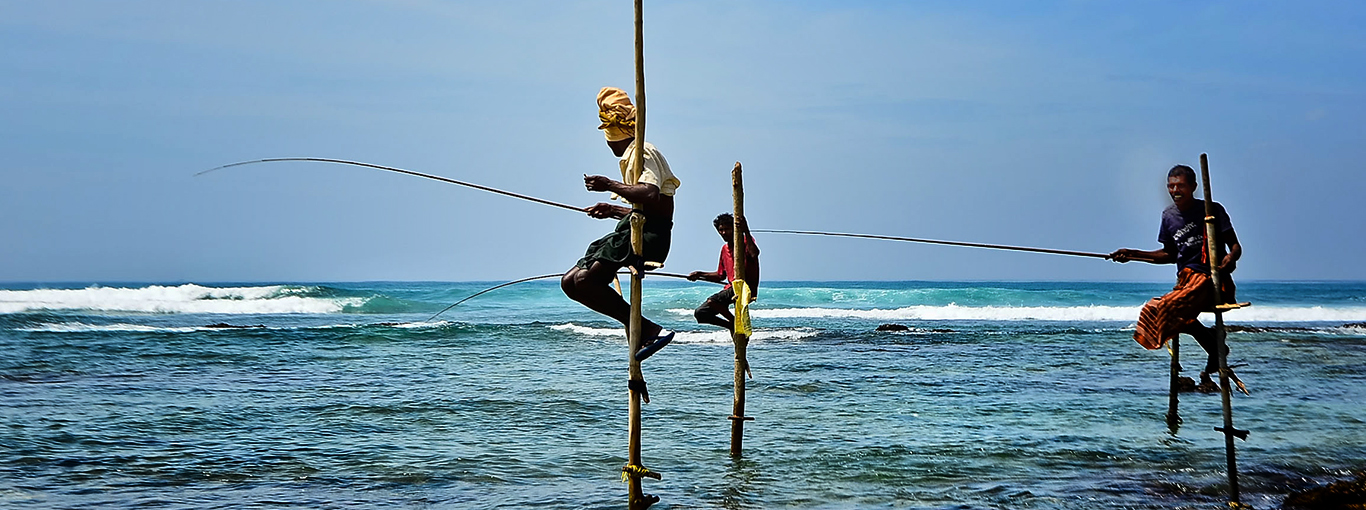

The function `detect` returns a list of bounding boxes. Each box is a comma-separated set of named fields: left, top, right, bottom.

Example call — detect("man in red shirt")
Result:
left=687, top=213, right=760, bottom=332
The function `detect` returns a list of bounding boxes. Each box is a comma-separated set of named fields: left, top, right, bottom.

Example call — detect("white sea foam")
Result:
left=390, top=320, right=455, bottom=329
left=0, top=284, right=365, bottom=315
left=17, top=320, right=457, bottom=334
left=549, top=323, right=819, bottom=344
left=17, top=322, right=205, bottom=333
left=672, top=304, right=1366, bottom=323
left=549, top=323, right=621, bottom=337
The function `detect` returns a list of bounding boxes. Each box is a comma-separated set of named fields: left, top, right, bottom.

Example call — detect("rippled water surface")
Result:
left=2, top=281, right=1364, bottom=508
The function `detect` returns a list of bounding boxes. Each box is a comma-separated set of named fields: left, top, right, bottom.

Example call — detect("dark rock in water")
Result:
left=1195, top=377, right=1220, bottom=394
left=1173, top=376, right=1197, bottom=393
left=1343, top=322, right=1366, bottom=329
left=1283, top=473, right=1366, bottom=509
left=204, top=323, right=266, bottom=329
left=1226, top=324, right=1315, bottom=333
left=874, top=324, right=954, bottom=333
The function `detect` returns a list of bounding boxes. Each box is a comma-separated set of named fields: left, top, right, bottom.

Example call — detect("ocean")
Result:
left=2, top=280, right=1363, bottom=509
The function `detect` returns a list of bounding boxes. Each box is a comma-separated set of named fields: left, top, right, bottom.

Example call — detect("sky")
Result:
left=1, top=0, right=1363, bottom=282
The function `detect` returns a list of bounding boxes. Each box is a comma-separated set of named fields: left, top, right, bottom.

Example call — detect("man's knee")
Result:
left=694, top=305, right=713, bottom=323
left=561, top=269, right=583, bottom=299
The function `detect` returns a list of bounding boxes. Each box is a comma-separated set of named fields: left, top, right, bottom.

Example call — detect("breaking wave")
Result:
left=673, top=304, right=1366, bottom=323
left=16, top=320, right=458, bottom=333
left=548, top=323, right=819, bottom=343
left=0, top=284, right=368, bottom=315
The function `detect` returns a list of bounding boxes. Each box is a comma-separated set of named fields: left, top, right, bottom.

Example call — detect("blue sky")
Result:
left=2, top=1, right=1363, bottom=282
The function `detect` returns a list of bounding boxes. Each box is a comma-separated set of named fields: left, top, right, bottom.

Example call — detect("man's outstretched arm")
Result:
left=1109, top=247, right=1175, bottom=264
left=583, top=175, right=666, bottom=213
left=687, top=270, right=725, bottom=283
left=584, top=202, right=632, bottom=219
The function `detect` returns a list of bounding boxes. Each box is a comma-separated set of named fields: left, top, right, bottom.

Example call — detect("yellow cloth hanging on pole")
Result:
left=732, top=279, right=753, bottom=336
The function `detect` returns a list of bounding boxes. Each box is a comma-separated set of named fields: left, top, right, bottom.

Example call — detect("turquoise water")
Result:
left=2, top=281, right=1364, bottom=508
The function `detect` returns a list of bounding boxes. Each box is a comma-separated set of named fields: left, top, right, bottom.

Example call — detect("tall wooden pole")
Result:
left=728, top=162, right=753, bottom=456
left=624, top=1, right=656, bottom=508
left=1166, top=336, right=1181, bottom=432
left=1199, top=153, right=1241, bottom=505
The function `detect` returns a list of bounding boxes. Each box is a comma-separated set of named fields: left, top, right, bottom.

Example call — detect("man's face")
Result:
left=1167, top=175, right=1197, bottom=208
left=715, top=222, right=733, bottom=241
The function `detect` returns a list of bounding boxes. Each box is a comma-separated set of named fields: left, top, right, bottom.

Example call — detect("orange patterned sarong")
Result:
left=1133, top=268, right=1236, bottom=350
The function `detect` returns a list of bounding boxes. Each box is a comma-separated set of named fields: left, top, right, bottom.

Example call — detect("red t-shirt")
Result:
left=719, top=234, right=760, bottom=291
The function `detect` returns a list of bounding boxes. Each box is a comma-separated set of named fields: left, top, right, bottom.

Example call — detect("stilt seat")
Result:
left=1213, top=302, right=1252, bottom=312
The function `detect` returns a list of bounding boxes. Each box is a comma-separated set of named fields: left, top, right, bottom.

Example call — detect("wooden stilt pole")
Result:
left=1198, top=153, right=1245, bottom=507
left=728, top=162, right=753, bottom=457
left=1166, top=336, right=1181, bottom=432
left=624, top=1, right=657, bottom=508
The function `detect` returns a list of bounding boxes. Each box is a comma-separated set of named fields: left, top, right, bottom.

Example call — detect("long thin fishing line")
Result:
left=752, top=229, right=1114, bottom=260
left=428, top=271, right=719, bottom=322
left=199, top=157, right=587, bottom=213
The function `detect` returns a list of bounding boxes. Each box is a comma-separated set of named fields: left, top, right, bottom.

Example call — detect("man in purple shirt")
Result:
left=1111, top=164, right=1243, bottom=388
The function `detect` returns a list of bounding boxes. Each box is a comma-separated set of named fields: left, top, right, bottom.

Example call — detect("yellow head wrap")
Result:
left=597, top=87, right=636, bottom=142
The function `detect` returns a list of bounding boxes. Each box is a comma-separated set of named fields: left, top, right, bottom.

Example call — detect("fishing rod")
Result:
left=427, top=270, right=718, bottom=322
left=199, top=157, right=587, bottom=213
left=751, top=229, right=1124, bottom=260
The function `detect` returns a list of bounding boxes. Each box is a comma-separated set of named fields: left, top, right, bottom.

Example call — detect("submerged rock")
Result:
left=874, top=324, right=954, bottom=333
left=1283, top=473, right=1366, bottom=509
left=204, top=323, right=266, bottom=329
left=1226, top=325, right=1314, bottom=333
left=1173, top=376, right=1197, bottom=393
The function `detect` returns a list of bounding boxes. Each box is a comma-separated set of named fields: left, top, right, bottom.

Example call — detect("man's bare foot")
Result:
left=1196, top=372, right=1219, bottom=393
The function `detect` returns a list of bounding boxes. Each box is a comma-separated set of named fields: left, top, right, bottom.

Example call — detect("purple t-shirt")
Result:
left=1159, top=200, right=1234, bottom=274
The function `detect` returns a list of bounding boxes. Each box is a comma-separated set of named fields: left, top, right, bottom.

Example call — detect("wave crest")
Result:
left=674, top=304, right=1366, bottom=323
left=549, top=323, right=819, bottom=343
left=0, top=284, right=366, bottom=315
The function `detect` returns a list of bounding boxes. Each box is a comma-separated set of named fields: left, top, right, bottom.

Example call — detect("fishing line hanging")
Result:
left=427, top=271, right=716, bottom=322
left=199, top=157, right=587, bottom=213
left=200, top=160, right=1126, bottom=262
left=751, top=229, right=1122, bottom=260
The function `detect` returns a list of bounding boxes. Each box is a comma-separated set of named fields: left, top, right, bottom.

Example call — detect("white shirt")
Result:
left=613, top=141, right=680, bottom=201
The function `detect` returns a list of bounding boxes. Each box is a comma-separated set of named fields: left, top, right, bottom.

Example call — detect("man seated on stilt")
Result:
left=562, top=87, right=681, bottom=362
left=1110, top=164, right=1243, bottom=392
left=688, top=213, right=760, bottom=332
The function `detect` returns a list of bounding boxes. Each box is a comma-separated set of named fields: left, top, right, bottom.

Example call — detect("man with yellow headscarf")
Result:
left=561, top=87, right=681, bottom=362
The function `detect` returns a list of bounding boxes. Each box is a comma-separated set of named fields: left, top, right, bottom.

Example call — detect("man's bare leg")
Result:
left=562, top=261, right=663, bottom=340
left=694, top=304, right=734, bottom=332
left=693, top=293, right=737, bottom=329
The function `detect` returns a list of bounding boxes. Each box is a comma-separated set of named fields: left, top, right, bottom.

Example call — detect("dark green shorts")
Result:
left=575, top=212, right=673, bottom=270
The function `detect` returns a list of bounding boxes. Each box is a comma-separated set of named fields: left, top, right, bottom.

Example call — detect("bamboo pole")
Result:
left=729, top=162, right=753, bottom=457
left=625, top=1, right=656, bottom=508
left=627, top=212, right=651, bottom=509
left=1165, top=336, right=1181, bottom=432
left=1199, top=153, right=1242, bottom=505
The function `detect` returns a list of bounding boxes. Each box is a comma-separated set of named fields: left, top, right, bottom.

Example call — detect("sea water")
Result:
left=1, top=280, right=1363, bottom=509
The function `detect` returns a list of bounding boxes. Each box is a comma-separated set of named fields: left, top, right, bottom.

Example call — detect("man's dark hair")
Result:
left=1168, top=165, right=1197, bottom=185
left=713, top=213, right=733, bottom=228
